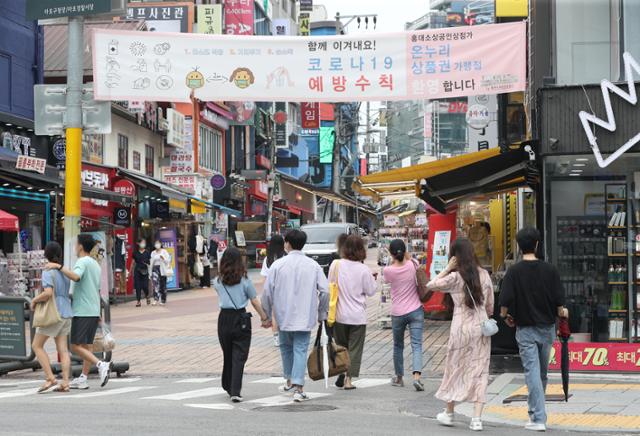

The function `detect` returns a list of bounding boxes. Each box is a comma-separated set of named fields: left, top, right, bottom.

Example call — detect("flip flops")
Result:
left=37, top=380, right=58, bottom=394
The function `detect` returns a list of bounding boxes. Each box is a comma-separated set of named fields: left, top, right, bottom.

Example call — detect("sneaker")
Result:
left=293, top=390, right=309, bottom=402
left=279, top=383, right=295, bottom=394
left=152, top=301, right=158, bottom=306
left=159, top=302, right=166, bottom=306
left=525, top=422, right=546, bottom=432
left=230, top=396, right=243, bottom=403
left=436, top=411, right=454, bottom=427
left=69, top=377, right=89, bottom=390
left=273, top=334, right=280, bottom=347
left=98, top=361, right=113, bottom=387
left=413, top=379, right=424, bottom=392
left=469, top=418, right=483, bottom=431
left=390, top=376, right=404, bottom=387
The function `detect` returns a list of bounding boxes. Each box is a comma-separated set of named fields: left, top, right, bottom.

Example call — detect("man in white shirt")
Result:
left=262, top=230, right=329, bottom=402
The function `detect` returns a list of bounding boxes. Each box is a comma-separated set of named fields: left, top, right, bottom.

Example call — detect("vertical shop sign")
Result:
left=301, top=102, right=319, bottom=129
left=158, top=228, right=180, bottom=289
left=196, top=4, right=222, bottom=34
left=275, top=102, right=287, bottom=149
left=299, top=13, right=310, bottom=36
left=224, top=0, right=254, bottom=35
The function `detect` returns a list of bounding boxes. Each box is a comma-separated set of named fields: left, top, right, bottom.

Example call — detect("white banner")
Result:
left=92, top=22, right=526, bottom=103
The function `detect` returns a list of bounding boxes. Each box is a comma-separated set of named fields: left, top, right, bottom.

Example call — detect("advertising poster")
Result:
left=548, top=342, right=640, bottom=372
left=158, top=228, right=180, bottom=290
left=125, top=2, right=193, bottom=33
left=430, top=230, right=451, bottom=278
left=196, top=4, right=222, bottom=35
left=423, top=212, right=457, bottom=312
left=92, top=22, right=526, bottom=103
left=0, top=298, right=27, bottom=359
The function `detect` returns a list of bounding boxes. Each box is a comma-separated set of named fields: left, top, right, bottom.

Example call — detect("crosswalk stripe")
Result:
left=353, top=378, right=390, bottom=389
left=109, top=377, right=142, bottom=384
left=246, top=392, right=331, bottom=406
left=184, top=403, right=234, bottom=410
left=0, top=380, right=40, bottom=388
left=51, top=386, right=156, bottom=399
left=174, top=378, right=219, bottom=384
left=0, top=388, right=39, bottom=399
left=251, top=377, right=287, bottom=385
left=142, top=387, right=226, bottom=401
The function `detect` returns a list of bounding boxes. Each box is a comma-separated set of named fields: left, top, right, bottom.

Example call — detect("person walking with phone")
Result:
left=213, top=247, right=269, bottom=403
left=382, top=239, right=425, bottom=391
left=150, top=240, right=170, bottom=306
left=31, top=241, right=73, bottom=393
left=262, top=230, right=329, bottom=402
left=329, top=235, right=377, bottom=390
left=499, top=228, right=567, bottom=432
left=426, top=238, right=494, bottom=431
left=261, top=235, right=286, bottom=347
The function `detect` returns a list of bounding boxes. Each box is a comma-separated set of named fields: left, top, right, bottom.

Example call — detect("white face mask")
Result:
left=155, top=243, right=162, bottom=250
left=139, top=242, right=146, bottom=249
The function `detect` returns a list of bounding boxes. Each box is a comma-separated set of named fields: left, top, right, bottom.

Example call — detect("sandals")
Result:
left=136, top=301, right=142, bottom=307
left=54, top=384, right=70, bottom=393
left=37, top=379, right=58, bottom=394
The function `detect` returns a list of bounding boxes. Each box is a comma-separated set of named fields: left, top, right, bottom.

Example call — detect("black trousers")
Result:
left=218, top=309, right=252, bottom=397
left=134, top=271, right=149, bottom=301
left=200, top=265, right=211, bottom=287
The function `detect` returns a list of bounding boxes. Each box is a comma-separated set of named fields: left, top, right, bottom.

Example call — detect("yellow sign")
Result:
left=197, top=4, right=222, bottom=34
left=299, top=13, right=310, bottom=36
left=190, top=199, right=207, bottom=215
left=169, top=198, right=187, bottom=212
left=496, top=0, right=528, bottom=17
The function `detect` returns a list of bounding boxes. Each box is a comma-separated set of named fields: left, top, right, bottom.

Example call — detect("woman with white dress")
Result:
left=150, top=240, right=171, bottom=306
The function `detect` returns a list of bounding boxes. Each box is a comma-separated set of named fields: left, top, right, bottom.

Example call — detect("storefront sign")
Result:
left=164, top=175, right=196, bottom=193
left=549, top=342, right=640, bottom=372
left=113, top=207, right=131, bottom=226
left=210, top=174, right=226, bottom=190
left=467, top=94, right=498, bottom=152
left=158, top=228, right=180, bottom=289
left=168, top=150, right=194, bottom=173
left=16, top=155, right=46, bottom=174
left=1, top=132, right=34, bottom=157
left=301, top=102, right=320, bottom=129
left=113, top=179, right=136, bottom=197
left=272, top=18, right=290, bottom=36
left=125, top=2, right=192, bottom=33
left=299, top=0, right=313, bottom=12
left=249, top=180, right=269, bottom=200
left=383, top=215, right=400, bottom=227
left=224, top=0, right=254, bottom=35
left=93, top=22, right=526, bottom=103
left=196, top=4, right=222, bottom=34
left=81, top=168, right=110, bottom=190
left=27, top=0, right=111, bottom=20
left=466, top=104, right=491, bottom=129
left=299, top=13, right=310, bottom=36
left=0, top=297, right=27, bottom=359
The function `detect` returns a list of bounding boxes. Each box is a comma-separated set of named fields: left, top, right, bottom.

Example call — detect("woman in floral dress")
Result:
left=426, top=238, right=494, bottom=432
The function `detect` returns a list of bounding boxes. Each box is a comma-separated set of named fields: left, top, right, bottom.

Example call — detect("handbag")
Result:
left=307, top=322, right=350, bottom=381
left=221, top=282, right=253, bottom=332
left=194, top=255, right=204, bottom=278
left=412, top=260, right=433, bottom=303
left=33, top=278, right=62, bottom=328
left=327, top=261, right=340, bottom=326
left=465, top=283, right=498, bottom=337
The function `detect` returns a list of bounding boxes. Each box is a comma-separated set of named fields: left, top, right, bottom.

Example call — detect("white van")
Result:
left=300, top=223, right=359, bottom=274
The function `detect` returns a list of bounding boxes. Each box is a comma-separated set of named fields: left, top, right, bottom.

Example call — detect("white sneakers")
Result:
left=98, top=361, right=113, bottom=387
left=69, top=376, right=89, bottom=390
left=469, top=417, right=483, bottom=431
left=436, top=411, right=454, bottom=426
left=525, top=422, right=546, bottom=432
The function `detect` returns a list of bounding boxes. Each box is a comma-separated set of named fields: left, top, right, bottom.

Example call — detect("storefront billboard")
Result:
left=158, top=228, right=179, bottom=290
left=92, top=22, right=526, bottom=102
left=548, top=341, right=640, bottom=372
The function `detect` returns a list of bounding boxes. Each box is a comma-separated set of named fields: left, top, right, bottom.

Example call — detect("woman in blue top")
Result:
left=213, top=247, right=269, bottom=402
left=31, top=241, right=73, bottom=393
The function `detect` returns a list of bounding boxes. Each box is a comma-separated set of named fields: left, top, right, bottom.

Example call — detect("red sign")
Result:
left=113, top=179, right=136, bottom=197
left=301, top=102, right=320, bottom=128
left=548, top=341, right=640, bottom=372
left=248, top=180, right=269, bottom=201
left=274, top=111, right=287, bottom=125
left=224, top=0, right=254, bottom=35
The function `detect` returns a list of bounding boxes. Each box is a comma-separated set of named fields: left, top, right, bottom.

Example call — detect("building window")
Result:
left=133, top=151, right=141, bottom=171
left=199, top=125, right=223, bottom=172
left=145, top=145, right=154, bottom=177
left=118, top=134, right=128, bottom=168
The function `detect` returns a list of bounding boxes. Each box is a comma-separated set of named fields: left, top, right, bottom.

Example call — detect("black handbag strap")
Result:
left=220, top=280, right=243, bottom=310
left=314, top=321, right=338, bottom=369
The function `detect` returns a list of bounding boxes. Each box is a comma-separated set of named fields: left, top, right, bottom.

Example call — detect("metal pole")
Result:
left=64, top=16, right=84, bottom=262
left=266, top=136, right=276, bottom=239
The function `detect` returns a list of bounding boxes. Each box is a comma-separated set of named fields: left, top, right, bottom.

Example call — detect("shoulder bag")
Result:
left=307, top=321, right=350, bottom=381
left=220, top=280, right=253, bottom=332
left=413, top=260, right=433, bottom=303
left=465, top=283, right=498, bottom=337
left=33, top=273, right=62, bottom=328
left=327, top=261, right=340, bottom=327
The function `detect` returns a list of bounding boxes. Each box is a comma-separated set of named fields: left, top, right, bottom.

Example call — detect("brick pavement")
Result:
left=107, top=272, right=451, bottom=377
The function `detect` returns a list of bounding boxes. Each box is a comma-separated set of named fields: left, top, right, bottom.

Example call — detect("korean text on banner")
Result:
left=92, top=22, right=526, bottom=103
left=224, top=0, right=254, bottom=35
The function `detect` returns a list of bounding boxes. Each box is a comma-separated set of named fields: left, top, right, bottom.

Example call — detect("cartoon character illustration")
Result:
left=266, top=66, right=294, bottom=89
left=230, top=67, right=255, bottom=89
left=186, top=68, right=205, bottom=89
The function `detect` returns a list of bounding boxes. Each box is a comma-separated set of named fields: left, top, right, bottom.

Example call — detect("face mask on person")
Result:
left=139, top=241, right=146, bottom=249
left=155, top=242, right=162, bottom=250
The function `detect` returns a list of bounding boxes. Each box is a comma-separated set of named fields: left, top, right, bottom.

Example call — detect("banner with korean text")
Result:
left=92, top=22, right=525, bottom=103
left=548, top=341, right=640, bottom=372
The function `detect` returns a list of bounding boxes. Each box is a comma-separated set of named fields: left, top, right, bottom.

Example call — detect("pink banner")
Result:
left=224, top=0, right=254, bottom=36
left=548, top=341, right=640, bottom=372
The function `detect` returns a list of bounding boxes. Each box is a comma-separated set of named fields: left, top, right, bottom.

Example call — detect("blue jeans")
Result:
left=278, top=331, right=311, bottom=387
left=516, top=325, right=555, bottom=424
left=392, top=307, right=424, bottom=376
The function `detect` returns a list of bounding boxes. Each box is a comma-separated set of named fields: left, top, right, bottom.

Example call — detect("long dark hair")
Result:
left=449, top=238, right=483, bottom=309
left=266, top=235, right=285, bottom=267
left=389, top=239, right=406, bottom=262
left=219, top=247, right=246, bottom=286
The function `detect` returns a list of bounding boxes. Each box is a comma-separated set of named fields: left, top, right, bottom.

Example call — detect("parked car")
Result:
left=300, top=223, right=359, bottom=274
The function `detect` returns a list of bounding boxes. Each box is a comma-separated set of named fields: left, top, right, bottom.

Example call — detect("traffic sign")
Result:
left=26, top=0, right=112, bottom=20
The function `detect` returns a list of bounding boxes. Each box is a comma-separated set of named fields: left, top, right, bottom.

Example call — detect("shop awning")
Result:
left=398, top=209, right=417, bottom=217
left=117, top=169, right=189, bottom=203
left=354, top=144, right=538, bottom=213
left=187, top=196, right=242, bottom=217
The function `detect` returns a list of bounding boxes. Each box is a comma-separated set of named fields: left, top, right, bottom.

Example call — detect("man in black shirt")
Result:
left=499, top=227, right=567, bottom=432
left=130, top=239, right=151, bottom=307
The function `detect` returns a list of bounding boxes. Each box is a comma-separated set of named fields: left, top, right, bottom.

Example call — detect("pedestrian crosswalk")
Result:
left=0, top=376, right=392, bottom=409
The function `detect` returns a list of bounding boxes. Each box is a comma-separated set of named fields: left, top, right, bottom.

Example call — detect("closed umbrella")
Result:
left=558, top=316, right=571, bottom=402
left=320, top=321, right=330, bottom=389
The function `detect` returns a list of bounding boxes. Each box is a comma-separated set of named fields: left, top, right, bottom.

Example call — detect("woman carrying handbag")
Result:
left=31, top=241, right=73, bottom=393
left=425, top=238, right=496, bottom=431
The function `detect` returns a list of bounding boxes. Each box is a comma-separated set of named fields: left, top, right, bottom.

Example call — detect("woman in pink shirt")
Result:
left=383, top=239, right=425, bottom=391
left=329, top=236, right=377, bottom=390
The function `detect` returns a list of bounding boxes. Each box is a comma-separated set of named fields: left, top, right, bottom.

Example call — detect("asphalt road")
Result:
left=0, top=374, right=611, bottom=436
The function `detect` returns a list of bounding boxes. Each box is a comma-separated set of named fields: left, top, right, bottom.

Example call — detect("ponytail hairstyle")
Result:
left=388, top=239, right=406, bottom=262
